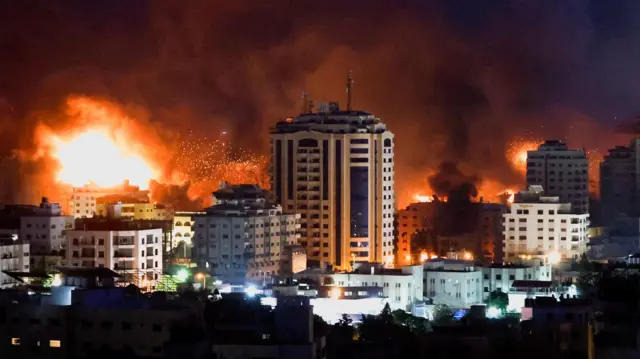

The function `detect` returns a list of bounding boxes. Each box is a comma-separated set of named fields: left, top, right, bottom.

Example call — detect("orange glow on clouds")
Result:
left=52, top=129, right=157, bottom=188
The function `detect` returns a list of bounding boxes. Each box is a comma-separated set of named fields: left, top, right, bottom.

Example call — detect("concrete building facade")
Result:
left=503, top=186, right=589, bottom=262
left=423, top=259, right=483, bottom=308
left=0, top=233, right=29, bottom=288
left=526, top=140, right=589, bottom=214
left=96, top=202, right=173, bottom=221
left=600, top=139, right=640, bottom=225
left=19, top=198, right=74, bottom=255
left=68, top=181, right=150, bottom=218
left=481, top=260, right=553, bottom=297
left=65, top=220, right=164, bottom=287
left=193, top=184, right=301, bottom=285
left=270, top=102, right=395, bottom=269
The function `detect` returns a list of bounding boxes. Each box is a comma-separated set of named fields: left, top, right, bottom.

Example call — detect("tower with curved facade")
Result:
left=270, top=102, right=395, bottom=269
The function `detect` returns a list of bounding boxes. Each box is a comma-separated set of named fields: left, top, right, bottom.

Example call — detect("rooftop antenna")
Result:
left=346, top=70, right=354, bottom=111
left=301, top=91, right=309, bottom=114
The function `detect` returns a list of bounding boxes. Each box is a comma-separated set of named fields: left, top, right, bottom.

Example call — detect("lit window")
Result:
left=50, top=340, right=61, bottom=348
left=11, top=338, right=20, bottom=346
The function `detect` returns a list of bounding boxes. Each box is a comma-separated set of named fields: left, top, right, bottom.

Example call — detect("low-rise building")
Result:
left=481, top=259, right=553, bottom=298
left=423, top=259, right=483, bottom=308
left=172, top=211, right=203, bottom=248
left=65, top=219, right=164, bottom=289
left=0, top=232, right=29, bottom=288
left=68, top=180, right=150, bottom=218
left=326, top=263, right=423, bottom=311
left=0, top=268, right=203, bottom=359
left=193, top=184, right=300, bottom=285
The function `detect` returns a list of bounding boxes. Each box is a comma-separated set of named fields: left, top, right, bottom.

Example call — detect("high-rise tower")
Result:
left=270, top=101, right=395, bottom=269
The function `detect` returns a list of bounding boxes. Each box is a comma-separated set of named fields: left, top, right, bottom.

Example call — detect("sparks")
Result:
left=52, top=129, right=156, bottom=188
left=507, top=137, right=543, bottom=174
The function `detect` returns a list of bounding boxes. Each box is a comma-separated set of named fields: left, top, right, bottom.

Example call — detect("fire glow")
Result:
left=52, top=129, right=157, bottom=188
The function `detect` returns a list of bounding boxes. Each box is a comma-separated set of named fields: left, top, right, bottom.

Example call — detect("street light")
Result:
left=195, top=272, right=206, bottom=290
left=547, top=251, right=561, bottom=265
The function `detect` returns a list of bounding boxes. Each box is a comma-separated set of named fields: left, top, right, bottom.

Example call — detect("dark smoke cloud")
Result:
left=1, top=0, right=640, bottom=207
left=148, top=180, right=203, bottom=212
left=428, top=162, right=478, bottom=202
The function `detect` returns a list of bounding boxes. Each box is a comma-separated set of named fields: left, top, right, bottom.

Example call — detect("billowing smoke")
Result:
left=428, top=162, right=478, bottom=202
left=0, top=1, right=639, bottom=208
left=149, top=180, right=204, bottom=212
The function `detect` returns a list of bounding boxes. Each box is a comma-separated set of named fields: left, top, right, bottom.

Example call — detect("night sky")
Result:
left=1, top=0, right=639, bottom=204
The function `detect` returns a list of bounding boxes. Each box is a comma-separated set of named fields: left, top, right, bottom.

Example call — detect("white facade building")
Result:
left=270, top=102, right=395, bottom=269
left=526, top=140, right=589, bottom=214
left=481, top=260, right=552, bottom=298
left=193, top=184, right=301, bottom=285
left=503, top=186, right=589, bottom=261
left=423, top=259, right=483, bottom=308
left=19, top=198, right=74, bottom=254
left=96, top=202, right=173, bottom=221
left=0, top=232, right=29, bottom=288
left=65, top=220, right=163, bottom=287
left=328, top=263, right=423, bottom=310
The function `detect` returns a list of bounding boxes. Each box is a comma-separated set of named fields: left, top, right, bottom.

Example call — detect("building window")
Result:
left=11, top=338, right=20, bottom=346
left=50, top=340, right=62, bottom=348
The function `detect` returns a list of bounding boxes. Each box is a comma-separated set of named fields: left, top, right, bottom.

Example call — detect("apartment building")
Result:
left=0, top=232, right=29, bottom=288
left=95, top=202, right=173, bottom=221
left=526, top=140, right=589, bottom=214
left=503, top=186, right=589, bottom=262
left=19, top=198, right=74, bottom=255
left=68, top=180, right=150, bottom=218
left=270, top=101, right=395, bottom=269
left=65, top=219, right=164, bottom=287
left=481, top=260, right=552, bottom=298
left=193, top=184, right=301, bottom=285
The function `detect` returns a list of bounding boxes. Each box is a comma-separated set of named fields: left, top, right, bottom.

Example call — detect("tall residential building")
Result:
left=65, top=219, right=164, bottom=288
left=526, top=140, right=589, bottom=214
left=95, top=202, right=173, bottom=221
left=270, top=102, right=395, bottom=269
left=599, top=139, right=640, bottom=224
left=193, top=184, right=301, bottom=285
left=503, top=186, right=589, bottom=262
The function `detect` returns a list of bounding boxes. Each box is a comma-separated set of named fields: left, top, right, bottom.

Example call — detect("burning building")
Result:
left=397, top=199, right=506, bottom=266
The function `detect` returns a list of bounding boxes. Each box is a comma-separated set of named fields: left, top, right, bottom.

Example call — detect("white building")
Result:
left=600, top=139, right=640, bottom=224
left=481, top=259, right=552, bottom=298
left=270, top=101, right=395, bottom=269
left=0, top=232, right=29, bottom=288
left=526, top=140, right=589, bottom=214
left=19, top=197, right=74, bottom=255
left=193, top=184, right=301, bottom=285
left=423, top=259, right=483, bottom=308
left=68, top=180, right=150, bottom=218
left=503, top=186, right=589, bottom=262
left=65, top=219, right=163, bottom=288
left=327, top=263, right=423, bottom=311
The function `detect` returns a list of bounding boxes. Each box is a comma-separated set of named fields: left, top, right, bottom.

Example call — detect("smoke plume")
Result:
left=0, top=1, right=639, bottom=208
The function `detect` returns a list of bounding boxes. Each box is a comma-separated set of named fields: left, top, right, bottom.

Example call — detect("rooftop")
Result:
left=271, top=102, right=388, bottom=135
left=72, top=218, right=166, bottom=231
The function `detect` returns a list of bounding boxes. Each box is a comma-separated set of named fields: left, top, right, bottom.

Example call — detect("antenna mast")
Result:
left=301, top=91, right=309, bottom=114
left=346, top=70, right=353, bottom=111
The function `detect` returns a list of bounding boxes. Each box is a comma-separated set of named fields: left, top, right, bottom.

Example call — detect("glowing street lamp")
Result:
left=176, top=269, right=190, bottom=283
left=195, top=272, right=206, bottom=290
left=463, top=252, right=473, bottom=261
left=329, top=287, right=341, bottom=299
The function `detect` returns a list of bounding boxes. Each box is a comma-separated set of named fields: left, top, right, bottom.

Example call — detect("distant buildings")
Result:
left=95, top=202, right=173, bottom=221
left=193, top=184, right=302, bottom=285
left=396, top=201, right=505, bottom=265
left=526, top=140, right=589, bottom=214
left=68, top=180, right=149, bottom=218
left=270, top=102, right=395, bottom=269
left=65, top=219, right=164, bottom=288
left=481, top=259, right=552, bottom=297
left=503, top=186, right=589, bottom=262
left=600, top=139, right=640, bottom=225
left=0, top=232, right=29, bottom=288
